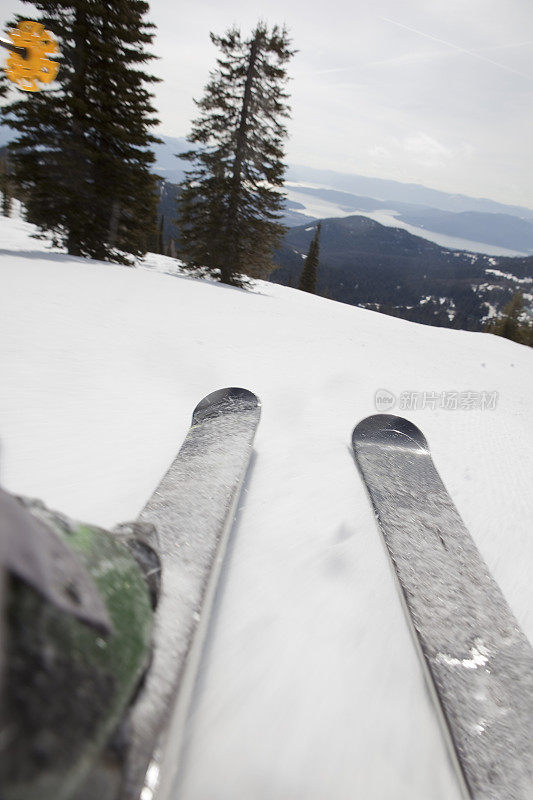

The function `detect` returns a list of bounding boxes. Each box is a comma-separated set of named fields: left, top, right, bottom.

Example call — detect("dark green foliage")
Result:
left=0, top=67, right=8, bottom=103
left=1, top=69, right=12, bottom=216
left=158, top=212, right=164, bottom=254
left=272, top=215, right=532, bottom=331
left=2, top=1, right=161, bottom=263
left=0, top=146, right=13, bottom=216
left=485, top=292, right=533, bottom=346
left=297, top=221, right=321, bottom=293
left=178, top=23, right=295, bottom=286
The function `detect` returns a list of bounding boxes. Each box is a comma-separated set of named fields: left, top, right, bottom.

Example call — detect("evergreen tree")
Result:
left=297, top=221, right=321, bottom=293
left=2, top=1, right=161, bottom=263
left=0, top=146, right=13, bottom=216
left=158, top=212, right=165, bottom=254
left=485, top=292, right=533, bottom=346
left=178, top=23, right=295, bottom=286
left=0, top=73, right=7, bottom=103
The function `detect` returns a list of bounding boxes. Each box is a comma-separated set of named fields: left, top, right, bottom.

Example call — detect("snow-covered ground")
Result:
left=1, top=212, right=532, bottom=799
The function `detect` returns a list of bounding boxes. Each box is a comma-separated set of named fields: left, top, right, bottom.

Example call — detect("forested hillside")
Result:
left=272, top=216, right=533, bottom=330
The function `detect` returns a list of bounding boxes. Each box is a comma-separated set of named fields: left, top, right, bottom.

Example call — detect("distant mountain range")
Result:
left=271, top=216, right=533, bottom=331
left=156, top=173, right=532, bottom=331
left=283, top=186, right=533, bottom=255
left=149, top=135, right=533, bottom=255
left=285, top=164, right=533, bottom=219
left=2, top=125, right=532, bottom=255
left=149, top=135, right=533, bottom=220
left=2, top=125, right=533, bottom=331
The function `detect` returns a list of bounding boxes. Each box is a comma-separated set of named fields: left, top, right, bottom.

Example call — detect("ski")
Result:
left=121, top=387, right=261, bottom=800
left=352, top=414, right=533, bottom=800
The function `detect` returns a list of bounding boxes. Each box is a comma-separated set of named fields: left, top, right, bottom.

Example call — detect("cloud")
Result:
left=381, top=17, right=533, bottom=82
left=369, top=145, right=391, bottom=161
left=368, top=134, right=466, bottom=176
left=403, top=133, right=452, bottom=168
left=147, top=0, right=532, bottom=206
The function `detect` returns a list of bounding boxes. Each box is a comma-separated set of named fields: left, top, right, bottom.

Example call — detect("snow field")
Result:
left=1, top=212, right=532, bottom=798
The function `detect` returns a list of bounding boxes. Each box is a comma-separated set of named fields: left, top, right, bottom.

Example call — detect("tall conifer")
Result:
left=298, top=221, right=321, bottom=294
left=178, top=23, right=295, bottom=286
left=3, top=1, right=160, bottom=263
left=0, top=147, right=13, bottom=216
left=485, top=292, right=533, bottom=346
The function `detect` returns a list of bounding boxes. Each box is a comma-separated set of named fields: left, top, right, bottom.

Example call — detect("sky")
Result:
left=2, top=0, right=533, bottom=207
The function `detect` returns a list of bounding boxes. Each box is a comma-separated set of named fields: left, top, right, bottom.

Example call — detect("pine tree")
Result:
left=2, top=1, right=161, bottom=263
left=178, top=23, right=295, bottom=286
left=0, top=146, right=13, bottom=216
left=0, top=63, right=8, bottom=102
left=1, top=61, right=13, bottom=217
left=158, top=212, right=165, bottom=254
left=485, top=292, right=533, bottom=346
left=298, top=221, right=321, bottom=294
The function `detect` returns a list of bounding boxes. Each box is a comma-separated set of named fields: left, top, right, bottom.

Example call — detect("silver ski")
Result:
left=352, top=414, right=533, bottom=800
left=123, top=388, right=261, bottom=800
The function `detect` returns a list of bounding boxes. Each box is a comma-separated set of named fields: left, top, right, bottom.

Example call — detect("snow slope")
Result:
left=1, top=212, right=532, bottom=799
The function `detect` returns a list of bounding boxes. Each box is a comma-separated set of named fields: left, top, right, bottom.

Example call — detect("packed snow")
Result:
left=1, top=211, right=533, bottom=800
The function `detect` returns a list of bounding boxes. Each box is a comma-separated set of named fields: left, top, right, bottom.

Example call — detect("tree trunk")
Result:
left=108, top=200, right=121, bottom=250
left=66, top=7, right=89, bottom=257
left=223, top=31, right=262, bottom=283
left=1, top=149, right=13, bottom=217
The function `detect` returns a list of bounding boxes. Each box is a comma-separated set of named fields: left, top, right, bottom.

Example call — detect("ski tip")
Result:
left=192, top=387, right=261, bottom=425
left=352, top=414, right=429, bottom=452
